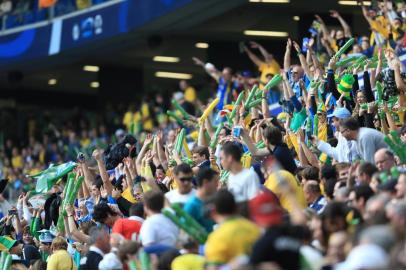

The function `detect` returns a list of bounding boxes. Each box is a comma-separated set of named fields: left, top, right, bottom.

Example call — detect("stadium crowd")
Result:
left=1, top=1, right=406, bottom=270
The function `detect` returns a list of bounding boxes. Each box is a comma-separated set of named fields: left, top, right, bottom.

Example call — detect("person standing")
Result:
left=205, top=190, right=260, bottom=269
left=339, top=117, right=387, bottom=164
left=165, top=164, right=196, bottom=205
left=140, top=191, right=179, bottom=247
left=184, top=168, right=218, bottom=232
left=313, top=107, right=360, bottom=163
left=81, top=227, right=111, bottom=270
left=220, top=142, right=260, bottom=203
left=46, top=237, right=76, bottom=270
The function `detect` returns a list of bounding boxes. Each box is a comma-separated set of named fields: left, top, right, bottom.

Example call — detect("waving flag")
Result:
left=32, top=162, right=77, bottom=193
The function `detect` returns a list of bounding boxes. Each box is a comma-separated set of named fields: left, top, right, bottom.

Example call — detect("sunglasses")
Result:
left=179, top=177, right=193, bottom=182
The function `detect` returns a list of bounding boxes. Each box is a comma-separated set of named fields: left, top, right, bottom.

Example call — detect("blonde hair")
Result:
left=51, top=236, right=68, bottom=251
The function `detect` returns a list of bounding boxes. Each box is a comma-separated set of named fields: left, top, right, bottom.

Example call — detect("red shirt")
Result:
left=112, top=218, right=142, bottom=240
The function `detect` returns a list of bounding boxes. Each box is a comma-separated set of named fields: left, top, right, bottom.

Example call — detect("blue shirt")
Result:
left=184, top=195, right=215, bottom=233
left=216, top=77, right=238, bottom=110
left=309, top=195, right=327, bottom=214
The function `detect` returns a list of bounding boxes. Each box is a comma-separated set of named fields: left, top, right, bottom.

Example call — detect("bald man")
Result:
left=374, top=148, right=396, bottom=172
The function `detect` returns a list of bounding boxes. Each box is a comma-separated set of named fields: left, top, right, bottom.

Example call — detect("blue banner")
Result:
left=0, top=0, right=193, bottom=66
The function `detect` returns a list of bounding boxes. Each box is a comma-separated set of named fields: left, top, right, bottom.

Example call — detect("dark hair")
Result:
left=222, top=142, right=242, bottom=162
left=211, top=189, right=236, bottom=215
left=340, top=117, right=360, bottom=131
left=325, top=178, right=337, bottom=200
left=222, top=126, right=232, bottom=136
left=302, top=166, right=320, bottom=181
left=93, top=176, right=103, bottom=189
left=129, top=203, right=144, bottom=217
left=353, top=184, right=374, bottom=202
left=173, top=163, right=193, bottom=176
left=92, top=203, right=117, bottom=224
left=358, top=162, right=378, bottom=178
left=143, top=190, right=165, bottom=212
left=192, top=146, right=210, bottom=160
left=195, top=168, right=218, bottom=187
left=158, top=249, right=181, bottom=270
left=321, top=165, right=337, bottom=180
left=263, top=126, right=283, bottom=145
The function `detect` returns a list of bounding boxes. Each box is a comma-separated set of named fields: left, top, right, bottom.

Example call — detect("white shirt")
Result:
left=317, top=132, right=360, bottom=162
left=140, top=213, right=179, bottom=247
left=227, top=168, right=260, bottom=202
left=165, top=189, right=196, bottom=204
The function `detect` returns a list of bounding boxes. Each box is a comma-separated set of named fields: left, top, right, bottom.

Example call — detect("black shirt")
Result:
left=81, top=250, right=103, bottom=270
left=250, top=224, right=303, bottom=270
left=271, top=143, right=297, bottom=174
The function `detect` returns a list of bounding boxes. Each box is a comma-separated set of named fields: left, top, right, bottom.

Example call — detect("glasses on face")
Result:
left=179, top=176, right=193, bottom=182
left=373, top=118, right=380, bottom=122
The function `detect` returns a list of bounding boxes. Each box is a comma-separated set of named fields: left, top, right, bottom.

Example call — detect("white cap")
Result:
left=336, top=244, right=388, bottom=270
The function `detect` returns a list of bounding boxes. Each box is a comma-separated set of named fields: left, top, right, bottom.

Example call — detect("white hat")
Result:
left=336, top=244, right=388, bottom=270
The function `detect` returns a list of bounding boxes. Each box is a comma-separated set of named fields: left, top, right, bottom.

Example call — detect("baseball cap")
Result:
left=38, top=229, right=55, bottom=243
left=249, top=189, right=284, bottom=227
left=327, top=107, right=351, bottom=119
left=336, top=244, right=388, bottom=270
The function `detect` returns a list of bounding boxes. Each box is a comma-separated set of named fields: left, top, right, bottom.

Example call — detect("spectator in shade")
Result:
left=374, top=148, right=396, bottom=172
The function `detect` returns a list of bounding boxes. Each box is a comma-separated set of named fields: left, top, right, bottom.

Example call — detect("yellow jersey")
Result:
left=205, top=217, right=261, bottom=266
left=259, top=60, right=281, bottom=88
left=264, top=170, right=307, bottom=213
left=184, top=86, right=197, bottom=103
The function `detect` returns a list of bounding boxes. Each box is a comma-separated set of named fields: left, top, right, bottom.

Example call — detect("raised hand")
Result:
left=286, top=38, right=292, bottom=50
left=292, top=41, right=301, bottom=53
left=192, top=57, right=205, bottom=66
left=329, top=10, right=340, bottom=18
left=92, top=149, right=103, bottom=161
left=249, top=41, right=260, bottom=49
left=144, top=133, right=153, bottom=146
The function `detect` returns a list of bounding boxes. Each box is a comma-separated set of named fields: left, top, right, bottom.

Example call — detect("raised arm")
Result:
left=284, top=39, right=292, bottom=71
left=293, top=41, right=313, bottom=80
left=192, top=57, right=221, bottom=82
left=243, top=43, right=264, bottom=68
left=315, top=14, right=333, bottom=44
left=330, top=10, right=352, bottom=37
left=240, top=127, right=270, bottom=158
left=92, top=149, right=113, bottom=195
left=80, top=162, right=94, bottom=191
left=136, top=134, right=153, bottom=173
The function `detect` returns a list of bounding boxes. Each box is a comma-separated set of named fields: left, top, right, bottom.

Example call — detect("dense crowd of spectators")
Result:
left=1, top=1, right=406, bottom=270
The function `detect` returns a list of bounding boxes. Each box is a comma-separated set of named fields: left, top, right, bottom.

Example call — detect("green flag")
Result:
left=32, top=161, right=77, bottom=193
